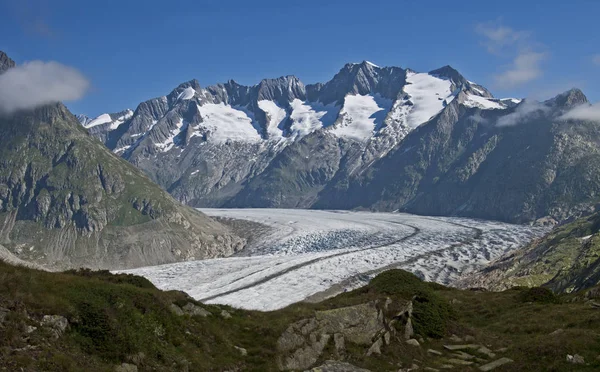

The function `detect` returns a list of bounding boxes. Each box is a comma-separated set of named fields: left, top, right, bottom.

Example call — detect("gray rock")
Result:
left=182, top=303, right=211, bottom=317
left=115, top=363, right=138, bottom=372
left=478, top=357, right=514, bottom=371
left=406, top=339, right=420, bottom=347
left=366, top=338, right=383, bottom=356
left=305, top=360, right=371, bottom=372
left=0, top=307, right=9, bottom=324
left=170, top=304, right=185, bottom=316
left=234, top=346, right=247, bottom=356
left=443, top=344, right=481, bottom=351
left=427, top=349, right=443, bottom=356
left=220, top=310, right=232, bottom=319
left=41, top=315, right=69, bottom=338
left=334, top=333, right=345, bottom=354
left=566, top=354, right=585, bottom=364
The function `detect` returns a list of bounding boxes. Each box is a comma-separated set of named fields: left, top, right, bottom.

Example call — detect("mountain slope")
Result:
left=459, top=210, right=600, bottom=293
left=0, top=85, right=243, bottom=270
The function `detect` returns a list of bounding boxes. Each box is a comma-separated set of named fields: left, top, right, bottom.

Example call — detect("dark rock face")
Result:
left=0, top=51, right=15, bottom=74
left=80, top=60, right=599, bottom=224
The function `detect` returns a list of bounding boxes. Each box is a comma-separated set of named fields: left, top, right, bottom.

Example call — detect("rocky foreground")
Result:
left=2, top=261, right=600, bottom=371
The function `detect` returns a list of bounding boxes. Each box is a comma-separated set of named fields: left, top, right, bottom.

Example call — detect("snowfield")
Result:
left=121, top=209, right=548, bottom=311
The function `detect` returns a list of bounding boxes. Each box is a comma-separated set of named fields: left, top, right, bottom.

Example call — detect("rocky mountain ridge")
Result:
left=82, top=61, right=599, bottom=224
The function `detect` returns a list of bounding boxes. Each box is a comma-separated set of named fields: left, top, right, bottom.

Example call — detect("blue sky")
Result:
left=2, top=0, right=599, bottom=117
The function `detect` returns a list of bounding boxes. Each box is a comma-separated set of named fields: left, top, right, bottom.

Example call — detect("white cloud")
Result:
left=475, top=23, right=528, bottom=54
left=476, top=21, right=546, bottom=89
left=0, top=61, right=89, bottom=114
left=496, top=100, right=550, bottom=127
left=495, top=51, right=547, bottom=89
left=593, top=54, right=600, bottom=66
left=560, top=103, right=600, bottom=122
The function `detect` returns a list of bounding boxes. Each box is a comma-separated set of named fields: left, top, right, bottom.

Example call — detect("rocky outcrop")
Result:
left=277, top=299, right=413, bottom=370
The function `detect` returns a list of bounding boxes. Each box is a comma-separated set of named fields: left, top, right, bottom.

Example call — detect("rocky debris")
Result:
left=220, top=310, right=232, bottom=319
left=478, top=357, right=514, bottom=371
left=423, top=368, right=440, bottom=372
left=234, top=346, right=247, bottom=356
left=452, top=351, right=475, bottom=360
left=26, top=325, right=37, bottom=333
left=277, top=300, right=413, bottom=370
left=427, top=349, right=443, bottom=356
left=41, top=315, right=69, bottom=338
left=406, top=339, right=420, bottom=347
left=171, top=303, right=211, bottom=317
left=305, top=360, right=372, bottom=372
left=115, top=363, right=138, bottom=372
left=447, top=358, right=474, bottom=366
left=477, top=346, right=496, bottom=359
left=566, top=354, right=585, bottom=364
left=443, top=344, right=480, bottom=351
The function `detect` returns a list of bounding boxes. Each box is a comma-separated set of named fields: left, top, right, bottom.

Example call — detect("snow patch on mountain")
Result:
left=156, top=117, right=185, bottom=152
left=258, top=100, right=286, bottom=139
left=177, top=87, right=196, bottom=101
left=85, top=113, right=112, bottom=128
left=289, top=99, right=339, bottom=138
left=196, top=103, right=262, bottom=144
left=332, top=94, right=393, bottom=141
left=404, top=72, right=455, bottom=128
left=463, top=94, right=506, bottom=110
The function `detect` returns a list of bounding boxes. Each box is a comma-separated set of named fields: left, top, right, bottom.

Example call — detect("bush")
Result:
left=518, top=287, right=559, bottom=304
left=369, top=270, right=453, bottom=338
left=412, top=291, right=454, bottom=338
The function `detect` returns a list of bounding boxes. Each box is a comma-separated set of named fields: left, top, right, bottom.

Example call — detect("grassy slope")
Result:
left=2, top=262, right=600, bottom=371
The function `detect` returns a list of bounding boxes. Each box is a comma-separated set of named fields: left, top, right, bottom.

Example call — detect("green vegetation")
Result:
left=2, top=262, right=600, bottom=371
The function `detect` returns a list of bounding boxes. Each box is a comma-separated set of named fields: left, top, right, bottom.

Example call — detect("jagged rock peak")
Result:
left=0, top=51, right=16, bottom=74
left=547, top=88, right=588, bottom=108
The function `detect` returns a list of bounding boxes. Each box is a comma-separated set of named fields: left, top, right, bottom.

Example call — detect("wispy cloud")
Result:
left=494, top=51, right=547, bottom=89
left=476, top=21, right=546, bottom=89
left=475, top=23, right=529, bottom=54
left=560, top=103, right=600, bottom=122
left=593, top=54, right=600, bottom=66
left=0, top=61, right=89, bottom=114
left=496, top=100, right=550, bottom=127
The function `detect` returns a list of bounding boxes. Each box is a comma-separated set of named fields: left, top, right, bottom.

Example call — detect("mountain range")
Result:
left=83, top=61, right=599, bottom=224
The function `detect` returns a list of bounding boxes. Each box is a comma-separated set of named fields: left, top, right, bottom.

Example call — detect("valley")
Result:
left=122, top=209, right=547, bottom=310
